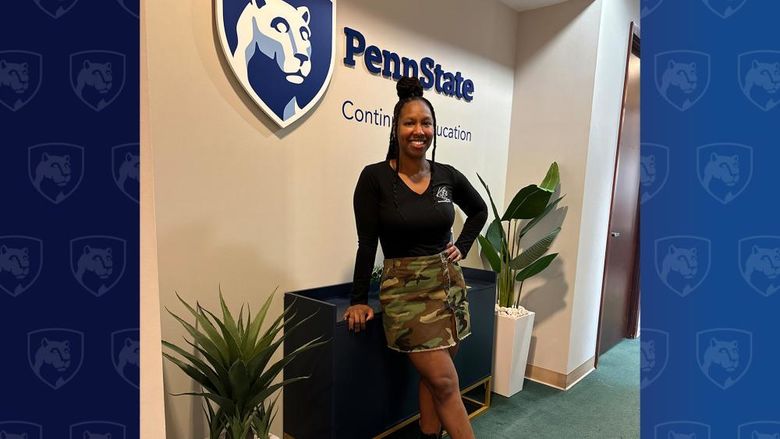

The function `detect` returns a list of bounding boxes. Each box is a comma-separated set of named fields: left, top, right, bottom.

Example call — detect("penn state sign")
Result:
left=216, top=0, right=335, bottom=128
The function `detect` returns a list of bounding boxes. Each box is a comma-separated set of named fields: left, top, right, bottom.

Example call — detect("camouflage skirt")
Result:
left=379, top=252, right=471, bottom=353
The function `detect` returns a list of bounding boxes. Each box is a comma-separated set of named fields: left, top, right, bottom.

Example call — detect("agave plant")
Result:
left=162, top=289, right=326, bottom=439
left=477, top=162, right=564, bottom=309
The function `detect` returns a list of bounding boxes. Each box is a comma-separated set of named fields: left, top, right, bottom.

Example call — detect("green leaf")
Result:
left=510, top=227, right=561, bottom=270
left=515, top=253, right=558, bottom=282
left=165, top=307, right=227, bottom=368
left=519, top=195, right=565, bottom=238
left=478, top=235, right=502, bottom=273
left=162, top=353, right=221, bottom=395
left=162, top=340, right=227, bottom=396
left=228, top=360, right=251, bottom=412
left=173, top=292, right=229, bottom=361
left=486, top=219, right=504, bottom=251
left=476, top=173, right=501, bottom=221
left=242, top=291, right=275, bottom=355
left=200, top=306, right=241, bottom=362
left=502, top=185, right=552, bottom=220
left=218, top=288, right=240, bottom=344
left=539, top=162, right=560, bottom=192
left=173, top=392, right=236, bottom=414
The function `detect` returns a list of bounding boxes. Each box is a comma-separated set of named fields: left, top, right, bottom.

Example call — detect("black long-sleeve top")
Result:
left=350, top=161, right=488, bottom=305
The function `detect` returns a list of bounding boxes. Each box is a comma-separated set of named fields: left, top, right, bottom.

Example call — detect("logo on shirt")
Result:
left=435, top=186, right=452, bottom=204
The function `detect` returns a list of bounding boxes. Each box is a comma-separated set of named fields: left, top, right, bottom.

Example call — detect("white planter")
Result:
left=492, top=310, right=535, bottom=398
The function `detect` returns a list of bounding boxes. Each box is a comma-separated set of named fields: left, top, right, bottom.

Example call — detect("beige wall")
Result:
left=142, top=0, right=517, bottom=437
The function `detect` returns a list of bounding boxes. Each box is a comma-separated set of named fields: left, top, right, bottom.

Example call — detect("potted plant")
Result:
left=477, top=162, right=563, bottom=397
left=162, top=289, right=327, bottom=439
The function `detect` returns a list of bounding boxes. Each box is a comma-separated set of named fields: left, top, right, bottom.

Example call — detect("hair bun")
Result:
left=396, top=77, right=424, bottom=99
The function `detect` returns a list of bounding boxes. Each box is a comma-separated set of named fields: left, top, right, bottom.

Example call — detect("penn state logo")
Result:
left=216, top=0, right=335, bottom=128
left=112, top=143, right=139, bottom=203
left=738, top=236, right=780, bottom=297
left=69, top=51, right=126, bottom=111
left=641, top=0, right=664, bottom=18
left=116, top=0, right=138, bottom=18
left=32, top=0, right=79, bottom=19
left=27, top=328, right=84, bottom=390
left=655, top=51, right=710, bottom=111
left=697, top=328, right=752, bottom=389
left=696, top=143, right=752, bottom=204
left=701, top=0, right=747, bottom=18
left=70, top=236, right=126, bottom=297
left=655, top=421, right=711, bottom=439
left=738, top=51, right=780, bottom=112
left=641, top=329, right=669, bottom=389
left=28, top=143, right=84, bottom=204
left=0, top=51, right=42, bottom=112
left=0, top=421, right=43, bottom=439
left=111, top=329, right=139, bottom=389
left=738, top=422, right=780, bottom=439
left=640, top=143, right=670, bottom=204
left=0, top=236, right=43, bottom=298
left=69, top=422, right=126, bottom=439
left=434, top=185, right=452, bottom=203
left=655, top=236, right=711, bottom=297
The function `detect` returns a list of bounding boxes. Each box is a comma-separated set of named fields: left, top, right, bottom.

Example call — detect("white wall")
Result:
left=142, top=0, right=518, bottom=437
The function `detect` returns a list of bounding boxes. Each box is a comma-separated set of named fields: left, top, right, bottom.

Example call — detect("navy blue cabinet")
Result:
left=283, top=268, right=496, bottom=439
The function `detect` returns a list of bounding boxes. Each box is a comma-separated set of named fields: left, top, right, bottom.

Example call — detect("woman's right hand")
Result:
left=343, top=304, right=375, bottom=333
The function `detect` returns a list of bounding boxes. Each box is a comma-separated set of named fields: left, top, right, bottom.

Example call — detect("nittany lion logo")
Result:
left=0, top=236, right=43, bottom=298
left=116, top=0, right=138, bottom=18
left=434, top=185, right=452, bottom=204
left=112, top=143, right=139, bottom=203
left=69, top=422, right=126, bottom=439
left=0, top=422, right=43, bottom=439
left=655, top=51, right=710, bottom=111
left=216, top=0, right=335, bottom=128
left=641, top=329, right=669, bottom=389
left=738, top=422, right=780, bottom=439
left=70, top=51, right=126, bottom=111
left=641, top=0, right=664, bottom=18
left=27, top=328, right=84, bottom=390
left=641, top=143, right=670, bottom=204
left=697, top=328, right=752, bottom=390
left=655, top=236, right=711, bottom=297
left=738, top=51, right=780, bottom=111
left=111, top=329, right=139, bottom=389
left=701, top=0, right=747, bottom=18
left=739, top=236, right=780, bottom=297
left=70, top=236, right=126, bottom=297
left=28, top=143, right=84, bottom=204
left=655, top=422, right=711, bottom=439
left=696, top=143, right=752, bottom=204
left=0, top=51, right=42, bottom=112
left=32, top=0, right=79, bottom=19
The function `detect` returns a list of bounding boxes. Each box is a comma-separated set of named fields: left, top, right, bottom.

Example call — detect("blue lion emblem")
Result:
left=655, top=236, right=710, bottom=297
left=112, top=144, right=139, bottom=202
left=655, top=51, right=710, bottom=111
left=0, top=51, right=42, bottom=111
left=70, top=51, right=126, bottom=111
left=697, top=329, right=752, bottom=389
left=740, top=237, right=780, bottom=297
left=739, top=52, right=780, bottom=111
left=655, top=422, right=711, bottom=439
left=27, top=329, right=83, bottom=390
left=0, top=422, right=42, bottom=439
left=697, top=143, right=752, bottom=204
left=112, top=329, right=140, bottom=388
left=28, top=143, right=84, bottom=204
left=70, top=236, right=126, bottom=297
left=69, top=423, right=125, bottom=439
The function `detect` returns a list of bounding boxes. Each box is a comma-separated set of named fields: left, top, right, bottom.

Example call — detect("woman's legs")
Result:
left=409, top=344, right=474, bottom=439
left=418, top=344, right=460, bottom=435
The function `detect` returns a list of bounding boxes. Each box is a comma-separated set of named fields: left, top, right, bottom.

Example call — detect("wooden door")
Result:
left=595, top=23, right=641, bottom=361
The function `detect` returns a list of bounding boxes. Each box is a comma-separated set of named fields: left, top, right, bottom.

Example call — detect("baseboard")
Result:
left=525, top=356, right=596, bottom=390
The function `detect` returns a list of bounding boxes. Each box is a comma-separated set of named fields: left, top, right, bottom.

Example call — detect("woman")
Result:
left=344, top=77, right=488, bottom=439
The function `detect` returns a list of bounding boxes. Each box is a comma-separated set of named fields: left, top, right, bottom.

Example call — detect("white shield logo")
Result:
left=641, top=329, right=669, bottom=389
left=27, top=328, right=84, bottom=390
left=28, top=143, right=85, bottom=204
left=697, top=328, right=752, bottom=390
left=0, top=51, right=43, bottom=112
left=112, top=143, right=139, bottom=203
left=640, top=143, right=670, bottom=204
left=655, top=421, right=711, bottom=439
left=32, top=0, right=80, bottom=19
left=70, top=236, right=127, bottom=297
left=696, top=143, right=753, bottom=204
left=0, top=236, right=43, bottom=298
left=111, top=328, right=140, bottom=389
left=655, top=50, right=711, bottom=111
left=216, top=0, right=335, bottom=128
left=641, top=0, right=664, bottom=18
left=70, top=421, right=126, bottom=439
left=702, top=0, right=748, bottom=18
left=738, top=51, right=780, bottom=112
left=738, top=421, right=780, bottom=439
left=70, top=50, right=126, bottom=111
left=738, top=236, right=780, bottom=297
left=655, top=236, right=711, bottom=297
left=0, top=421, right=43, bottom=439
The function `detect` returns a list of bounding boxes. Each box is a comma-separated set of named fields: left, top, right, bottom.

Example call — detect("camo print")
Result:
left=379, top=252, right=471, bottom=353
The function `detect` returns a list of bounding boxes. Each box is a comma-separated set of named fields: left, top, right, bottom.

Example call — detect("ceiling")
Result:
left=498, top=0, right=571, bottom=12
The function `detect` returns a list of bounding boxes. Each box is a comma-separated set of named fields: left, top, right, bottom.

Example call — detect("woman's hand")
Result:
left=445, top=242, right=462, bottom=263
left=343, top=304, right=375, bottom=333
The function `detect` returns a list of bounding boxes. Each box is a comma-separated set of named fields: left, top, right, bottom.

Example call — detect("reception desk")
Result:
left=283, top=267, right=496, bottom=439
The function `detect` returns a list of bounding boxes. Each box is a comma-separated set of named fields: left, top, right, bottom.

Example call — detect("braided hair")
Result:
left=386, top=77, right=438, bottom=217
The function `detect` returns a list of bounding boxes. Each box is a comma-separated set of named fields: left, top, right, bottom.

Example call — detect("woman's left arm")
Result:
left=451, top=167, right=488, bottom=258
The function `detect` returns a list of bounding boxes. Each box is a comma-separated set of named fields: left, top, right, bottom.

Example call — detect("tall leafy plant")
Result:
left=162, top=290, right=326, bottom=439
left=477, top=162, right=564, bottom=309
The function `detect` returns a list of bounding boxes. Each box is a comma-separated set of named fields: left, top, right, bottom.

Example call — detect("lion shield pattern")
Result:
left=0, top=422, right=42, bottom=439
left=696, top=143, right=753, bottom=204
left=640, top=143, right=669, bottom=204
left=70, top=236, right=126, bottom=297
left=655, top=236, right=711, bottom=297
left=112, top=143, right=139, bottom=202
left=217, top=0, right=335, bottom=127
left=655, top=422, right=712, bottom=439
left=70, top=51, right=126, bottom=111
left=0, top=236, right=43, bottom=298
left=0, top=51, right=42, bottom=111
left=640, top=329, right=669, bottom=389
left=739, top=51, right=780, bottom=111
left=111, top=329, right=140, bottom=388
left=655, top=51, right=710, bottom=111
left=738, top=422, right=780, bottom=439
left=27, top=143, right=84, bottom=204
left=739, top=236, right=780, bottom=297
left=697, top=328, right=752, bottom=390
left=69, top=422, right=126, bottom=439
left=27, top=328, right=84, bottom=390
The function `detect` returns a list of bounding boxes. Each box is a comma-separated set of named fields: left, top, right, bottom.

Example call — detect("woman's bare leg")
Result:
left=418, top=344, right=460, bottom=434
